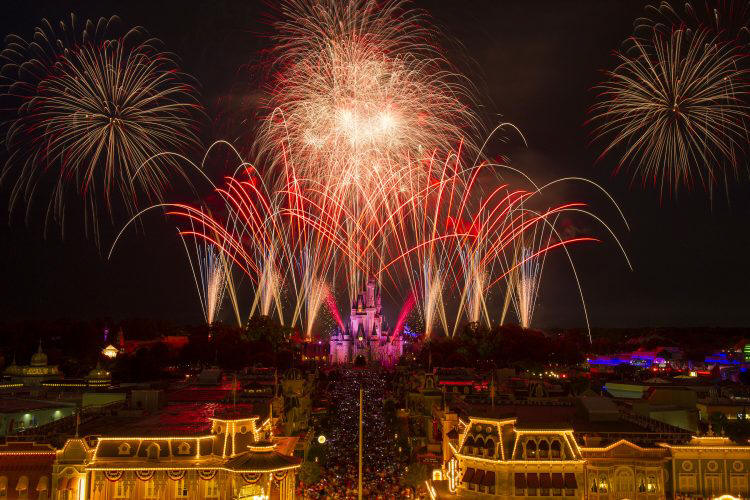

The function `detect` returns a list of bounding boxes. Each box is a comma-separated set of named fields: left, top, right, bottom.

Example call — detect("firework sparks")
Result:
left=180, top=237, right=230, bottom=325
left=590, top=28, right=750, bottom=194
left=0, top=14, right=203, bottom=242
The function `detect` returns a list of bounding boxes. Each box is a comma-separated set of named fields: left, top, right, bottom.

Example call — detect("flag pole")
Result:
left=358, top=386, right=363, bottom=500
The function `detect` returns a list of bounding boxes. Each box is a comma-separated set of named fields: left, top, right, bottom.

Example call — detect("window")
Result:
left=598, top=474, right=609, bottom=493
left=525, top=440, right=537, bottom=459
left=730, top=474, right=749, bottom=495
left=485, top=439, right=495, bottom=458
left=117, top=442, right=130, bottom=456
left=678, top=474, right=697, bottom=493
left=177, top=442, right=191, bottom=455
left=206, top=479, right=220, bottom=498
left=144, top=481, right=157, bottom=499
left=114, top=481, right=127, bottom=499
left=175, top=478, right=189, bottom=498
left=647, top=474, right=658, bottom=493
left=16, top=476, right=28, bottom=499
left=705, top=474, right=722, bottom=495
left=551, top=440, right=561, bottom=458
left=538, top=440, right=549, bottom=459
left=146, top=443, right=160, bottom=460
left=615, top=468, right=634, bottom=493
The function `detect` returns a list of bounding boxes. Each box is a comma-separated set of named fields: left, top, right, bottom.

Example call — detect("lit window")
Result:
left=175, top=478, right=189, bottom=498
left=206, top=479, right=220, bottom=498
left=114, top=481, right=127, bottom=499
left=144, top=480, right=157, bottom=499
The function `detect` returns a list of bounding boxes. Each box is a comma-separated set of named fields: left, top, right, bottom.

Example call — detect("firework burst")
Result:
left=0, top=14, right=203, bottom=242
left=590, top=28, right=750, bottom=194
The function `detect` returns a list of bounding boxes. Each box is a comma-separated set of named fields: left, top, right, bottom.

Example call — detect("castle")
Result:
left=329, top=276, right=404, bottom=367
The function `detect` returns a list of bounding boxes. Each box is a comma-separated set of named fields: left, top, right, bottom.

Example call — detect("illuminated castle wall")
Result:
left=329, top=276, right=403, bottom=367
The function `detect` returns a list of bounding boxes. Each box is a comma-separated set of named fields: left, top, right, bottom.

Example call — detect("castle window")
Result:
left=117, top=442, right=131, bottom=456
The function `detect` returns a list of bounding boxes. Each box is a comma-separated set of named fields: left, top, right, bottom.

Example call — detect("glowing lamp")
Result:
left=318, top=435, right=326, bottom=444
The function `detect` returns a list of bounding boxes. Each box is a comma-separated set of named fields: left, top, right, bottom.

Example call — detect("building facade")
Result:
left=81, top=412, right=300, bottom=500
left=329, top=277, right=403, bottom=367
left=0, top=411, right=302, bottom=499
left=430, top=412, right=750, bottom=500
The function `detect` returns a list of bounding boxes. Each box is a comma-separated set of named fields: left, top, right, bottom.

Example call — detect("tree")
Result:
left=725, top=414, right=750, bottom=445
left=708, top=412, right=728, bottom=436
left=299, top=461, right=322, bottom=485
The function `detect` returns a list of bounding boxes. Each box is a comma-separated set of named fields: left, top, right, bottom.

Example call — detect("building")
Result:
left=45, top=409, right=302, bottom=500
left=4, top=342, right=62, bottom=387
left=0, top=398, right=76, bottom=436
left=433, top=414, right=587, bottom=498
left=0, top=441, right=57, bottom=499
left=428, top=408, right=750, bottom=500
left=329, top=276, right=403, bottom=366
left=665, top=436, right=750, bottom=498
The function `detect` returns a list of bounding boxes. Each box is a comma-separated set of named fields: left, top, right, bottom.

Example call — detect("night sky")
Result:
left=1, top=0, right=749, bottom=329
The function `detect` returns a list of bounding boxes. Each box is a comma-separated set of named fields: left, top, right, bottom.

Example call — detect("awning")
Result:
left=527, top=473, right=540, bottom=488
left=551, top=473, right=564, bottom=488
left=462, top=468, right=475, bottom=483
left=564, top=473, right=578, bottom=489
left=36, top=476, right=49, bottom=492
left=540, top=473, right=552, bottom=488
left=16, top=476, right=28, bottom=491
left=473, top=470, right=485, bottom=485
left=57, top=478, right=68, bottom=491
left=514, top=473, right=526, bottom=489
left=483, top=471, right=495, bottom=487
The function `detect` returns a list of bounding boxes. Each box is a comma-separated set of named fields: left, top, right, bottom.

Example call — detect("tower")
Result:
left=329, top=276, right=403, bottom=366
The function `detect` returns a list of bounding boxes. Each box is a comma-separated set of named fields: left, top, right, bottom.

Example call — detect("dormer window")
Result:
left=176, top=442, right=190, bottom=455
left=117, top=443, right=130, bottom=456
left=146, top=443, right=160, bottom=460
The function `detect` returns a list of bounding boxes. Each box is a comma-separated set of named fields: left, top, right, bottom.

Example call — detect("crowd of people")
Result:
left=297, top=463, right=429, bottom=499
